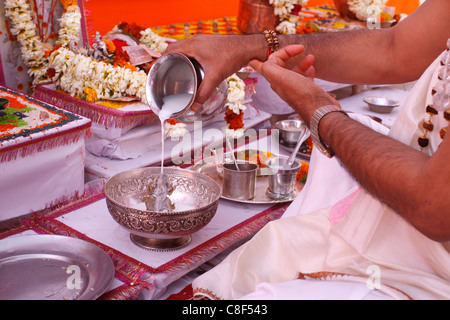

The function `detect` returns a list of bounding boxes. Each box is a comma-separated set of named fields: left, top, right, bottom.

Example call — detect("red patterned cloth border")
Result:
left=34, top=82, right=157, bottom=129
left=1, top=183, right=289, bottom=299
left=0, top=224, right=27, bottom=239
left=0, top=120, right=91, bottom=163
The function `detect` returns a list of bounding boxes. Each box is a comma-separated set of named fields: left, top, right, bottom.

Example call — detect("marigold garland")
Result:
left=82, top=87, right=98, bottom=103
left=104, top=40, right=116, bottom=54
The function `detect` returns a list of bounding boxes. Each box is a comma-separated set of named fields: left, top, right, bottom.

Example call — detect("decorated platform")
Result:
left=0, top=85, right=91, bottom=221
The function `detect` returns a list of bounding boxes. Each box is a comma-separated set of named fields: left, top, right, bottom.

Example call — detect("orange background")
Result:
left=85, top=0, right=420, bottom=36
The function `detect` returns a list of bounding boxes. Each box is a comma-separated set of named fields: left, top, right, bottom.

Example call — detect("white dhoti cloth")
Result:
left=192, top=53, right=450, bottom=300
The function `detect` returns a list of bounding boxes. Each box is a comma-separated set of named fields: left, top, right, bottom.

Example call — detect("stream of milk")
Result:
left=159, top=93, right=193, bottom=174
left=149, top=93, right=193, bottom=212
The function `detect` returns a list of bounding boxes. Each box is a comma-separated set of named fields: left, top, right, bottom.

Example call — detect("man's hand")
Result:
left=165, top=34, right=266, bottom=111
left=250, top=44, right=339, bottom=125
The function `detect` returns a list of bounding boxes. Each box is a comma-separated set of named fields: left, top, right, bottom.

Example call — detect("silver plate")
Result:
left=192, top=161, right=304, bottom=204
left=0, top=234, right=115, bottom=300
left=279, top=141, right=311, bottom=160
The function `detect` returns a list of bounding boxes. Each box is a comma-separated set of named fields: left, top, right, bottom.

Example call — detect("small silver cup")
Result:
left=222, top=161, right=258, bottom=200
left=266, top=156, right=302, bottom=199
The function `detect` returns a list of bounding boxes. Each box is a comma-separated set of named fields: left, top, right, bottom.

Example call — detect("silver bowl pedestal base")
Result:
left=130, top=234, right=192, bottom=251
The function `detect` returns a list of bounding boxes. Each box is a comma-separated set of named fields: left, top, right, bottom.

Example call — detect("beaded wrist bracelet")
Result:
left=264, top=30, right=279, bottom=59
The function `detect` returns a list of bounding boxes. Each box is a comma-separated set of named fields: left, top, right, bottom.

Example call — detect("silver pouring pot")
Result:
left=146, top=52, right=228, bottom=123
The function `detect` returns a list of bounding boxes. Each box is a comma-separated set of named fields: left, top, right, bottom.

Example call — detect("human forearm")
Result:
left=277, top=28, right=399, bottom=84
left=250, top=44, right=450, bottom=241
left=246, top=27, right=419, bottom=85
left=319, top=112, right=450, bottom=241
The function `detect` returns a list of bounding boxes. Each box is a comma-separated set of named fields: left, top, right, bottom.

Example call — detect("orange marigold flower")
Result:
left=296, top=161, right=309, bottom=182
left=123, top=63, right=137, bottom=72
left=167, top=119, right=180, bottom=125
left=60, top=0, right=77, bottom=10
left=83, top=87, right=98, bottom=103
left=112, top=50, right=130, bottom=66
left=104, top=40, right=116, bottom=54
left=226, top=116, right=244, bottom=130
left=117, top=22, right=145, bottom=42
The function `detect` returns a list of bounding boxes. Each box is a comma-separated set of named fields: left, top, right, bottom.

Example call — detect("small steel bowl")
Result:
left=104, top=167, right=221, bottom=251
left=363, top=97, right=400, bottom=114
left=275, top=119, right=308, bottom=147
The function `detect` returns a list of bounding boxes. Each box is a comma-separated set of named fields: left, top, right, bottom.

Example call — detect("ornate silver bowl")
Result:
left=104, top=167, right=221, bottom=251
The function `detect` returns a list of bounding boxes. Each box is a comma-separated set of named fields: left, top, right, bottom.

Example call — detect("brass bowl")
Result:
left=104, top=167, right=221, bottom=251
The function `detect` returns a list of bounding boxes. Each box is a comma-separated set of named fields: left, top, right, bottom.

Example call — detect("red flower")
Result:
left=291, top=4, right=303, bottom=15
left=46, top=68, right=56, bottom=78
left=112, top=39, right=128, bottom=53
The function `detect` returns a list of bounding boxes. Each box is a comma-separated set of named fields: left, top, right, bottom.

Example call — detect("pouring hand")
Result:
left=165, top=35, right=259, bottom=111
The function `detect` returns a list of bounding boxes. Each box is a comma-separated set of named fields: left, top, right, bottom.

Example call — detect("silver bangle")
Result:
left=310, top=105, right=348, bottom=158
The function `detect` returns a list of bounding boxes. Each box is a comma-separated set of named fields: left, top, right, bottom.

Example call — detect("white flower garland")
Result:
left=164, top=121, right=187, bottom=140
left=48, top=47, right=148, bottom=103
left=4, top=0, right=49, bottom=84
left=4, top=0, right=83, bottom=84
left=5, top=0, right=149, bottom=104
left=269, top=0, right=308, bottom=34
left=140, top=28, right=169, bottom=53
left=347, top=0, right=387, bottom=21
left=56, top=4, right=82, bottom=47
left=225, top=74, right=246, bottom=114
